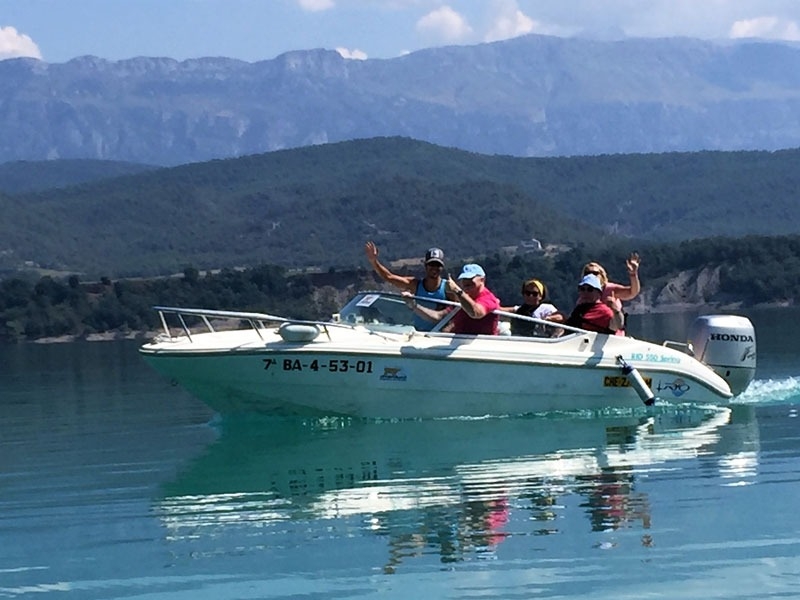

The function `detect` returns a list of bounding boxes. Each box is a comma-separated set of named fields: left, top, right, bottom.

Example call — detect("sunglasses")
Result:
left=585, top=270, right=602, bottom=276
left=461, top=279, right=477, bottom=289
left=523, top=290, right=540, bottom=296
left=578, top=285, right=598, bottom=292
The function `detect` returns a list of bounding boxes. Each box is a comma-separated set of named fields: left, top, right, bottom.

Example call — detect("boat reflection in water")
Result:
left=156, top=404, right=759, bottom=569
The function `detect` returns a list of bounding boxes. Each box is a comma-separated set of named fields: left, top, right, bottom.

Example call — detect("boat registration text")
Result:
left=604, top=375, right=653, bottom=388
left=264, top=358, right=375, bottom=373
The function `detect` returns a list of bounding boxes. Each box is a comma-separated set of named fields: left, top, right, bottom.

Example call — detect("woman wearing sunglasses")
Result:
left=582, top=252, right=640, bottom=334
left=563, top=274, right=625, bottom=334
left=500, top=278, right=560, bottom=337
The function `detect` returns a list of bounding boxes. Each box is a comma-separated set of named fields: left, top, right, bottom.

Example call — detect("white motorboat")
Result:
left=139, top=291, right=757, bottom=418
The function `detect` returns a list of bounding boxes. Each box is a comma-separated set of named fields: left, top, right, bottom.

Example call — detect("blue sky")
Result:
left=2, top=0, right=800, bottom=63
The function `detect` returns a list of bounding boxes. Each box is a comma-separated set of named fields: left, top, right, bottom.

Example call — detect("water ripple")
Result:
left=736, top=377, right=800, bottom=405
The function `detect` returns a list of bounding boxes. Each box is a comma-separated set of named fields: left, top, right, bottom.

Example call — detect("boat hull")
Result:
left=140, top=327, right=733, bottom=418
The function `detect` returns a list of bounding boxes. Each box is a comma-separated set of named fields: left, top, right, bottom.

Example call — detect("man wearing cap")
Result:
left=564, top=273, right=624, bottom=334
left=409, top=263, right=500, bottom=335
left=364, top=241, right=453, bottom=331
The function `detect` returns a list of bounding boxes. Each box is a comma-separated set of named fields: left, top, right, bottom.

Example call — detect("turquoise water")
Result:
left=1, top=309, right=799, bottom=599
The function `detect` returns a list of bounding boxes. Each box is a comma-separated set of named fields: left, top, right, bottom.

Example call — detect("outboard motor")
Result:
left=689, top=315, right=756, bottom=395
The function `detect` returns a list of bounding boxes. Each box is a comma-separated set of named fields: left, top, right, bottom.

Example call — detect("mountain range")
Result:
left=3, top=34, right=800, bottom=166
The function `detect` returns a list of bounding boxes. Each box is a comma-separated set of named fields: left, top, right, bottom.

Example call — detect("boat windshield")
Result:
left=333, top=291, right=582, bottom=337
left=333, top=292, right=418, bottom=332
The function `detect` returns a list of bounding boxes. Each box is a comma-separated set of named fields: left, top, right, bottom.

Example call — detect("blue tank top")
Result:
left=414, top=279, right=447, bottom=331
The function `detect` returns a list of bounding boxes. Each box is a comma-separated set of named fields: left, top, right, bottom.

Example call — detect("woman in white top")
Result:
left=501, top=278, right=560, bottom=337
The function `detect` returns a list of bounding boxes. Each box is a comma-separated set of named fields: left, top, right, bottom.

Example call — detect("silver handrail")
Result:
left=152, top=305, right=291, bottom=341
left=406, top=294, right=586, bottom=336
left=151, top=291, right=595, bottom=344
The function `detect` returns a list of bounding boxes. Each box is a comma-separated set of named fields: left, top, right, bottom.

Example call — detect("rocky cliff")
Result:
left=628, top=266, right=751, bottom=314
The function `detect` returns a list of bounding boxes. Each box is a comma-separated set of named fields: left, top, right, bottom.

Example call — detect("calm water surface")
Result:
left=1, top=309, right=799, bottom=599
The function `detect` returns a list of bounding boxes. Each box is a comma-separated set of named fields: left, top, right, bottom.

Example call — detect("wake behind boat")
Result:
left=139, top=291, right=757, bottom=418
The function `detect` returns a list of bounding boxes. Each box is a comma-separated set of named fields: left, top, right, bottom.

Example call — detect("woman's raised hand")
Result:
left=626, top=252, right=641, bottom=275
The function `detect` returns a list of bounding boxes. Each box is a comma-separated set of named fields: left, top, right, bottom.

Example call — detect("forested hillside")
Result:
left=1, top=234, right=797, bottom=342
left=2, top=137, right=800, bottom=279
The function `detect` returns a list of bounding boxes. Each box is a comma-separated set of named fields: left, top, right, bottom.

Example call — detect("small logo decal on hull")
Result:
left=380, top=367, right=407, bottom=381
left=656, top=378, right=690, bottom=396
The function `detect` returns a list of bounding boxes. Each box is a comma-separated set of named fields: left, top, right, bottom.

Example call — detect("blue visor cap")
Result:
left=458, top=264, right=486, bottom=280
left=579, top=274, right=603, bottom=290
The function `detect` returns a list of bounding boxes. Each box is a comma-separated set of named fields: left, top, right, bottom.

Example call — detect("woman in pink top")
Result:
left=582, top=252, right=640, bottom=334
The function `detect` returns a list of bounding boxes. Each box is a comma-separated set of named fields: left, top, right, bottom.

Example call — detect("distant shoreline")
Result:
left=31, top=331, right=154, bottom=344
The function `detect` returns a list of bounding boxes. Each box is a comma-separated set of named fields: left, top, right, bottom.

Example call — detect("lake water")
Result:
left=1, top=308, right=799, bottom=599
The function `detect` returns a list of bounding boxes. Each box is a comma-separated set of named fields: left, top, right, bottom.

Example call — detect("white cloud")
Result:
left=296, top=0, right=335, bottom=12
left=0, top=26, right=42, bottom=60
left=416, top=6, right=473, bottom=42
left=336, top=46, right=368, bottom=60
left=729, top=16, right=800, bottom=41
left=484, top=0, right=536, bottom=43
